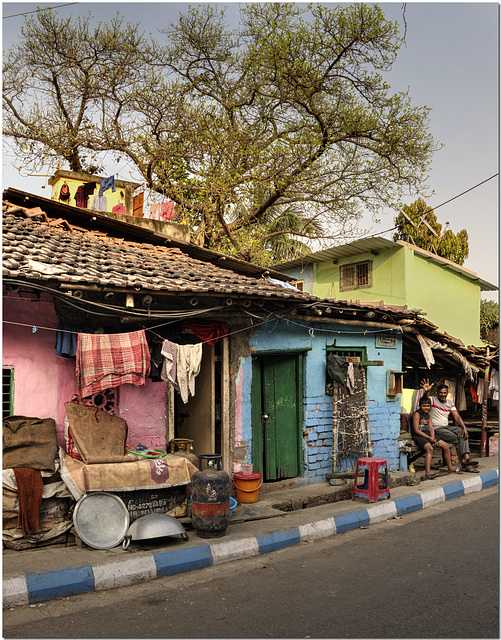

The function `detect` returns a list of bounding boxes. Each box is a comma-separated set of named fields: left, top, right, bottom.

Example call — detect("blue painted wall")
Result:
left=238, top=318, right=402, bottom=484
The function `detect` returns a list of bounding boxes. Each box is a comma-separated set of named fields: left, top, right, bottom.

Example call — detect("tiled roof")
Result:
left=2, top=203, right=316, bottom=302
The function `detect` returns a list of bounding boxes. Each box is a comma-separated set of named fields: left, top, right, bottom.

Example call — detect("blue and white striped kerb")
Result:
left=4, top=470, right=498, bottom=609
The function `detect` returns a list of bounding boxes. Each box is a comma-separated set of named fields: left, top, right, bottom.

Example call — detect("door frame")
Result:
left=251, top=349, right=308, bottom=480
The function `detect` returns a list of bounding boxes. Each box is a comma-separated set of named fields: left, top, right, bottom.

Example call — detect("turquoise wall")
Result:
left=235, top=318, right=403, bottom=484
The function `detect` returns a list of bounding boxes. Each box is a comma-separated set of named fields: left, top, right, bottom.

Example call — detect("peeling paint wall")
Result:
left=3, top=292, right=168, bottom=450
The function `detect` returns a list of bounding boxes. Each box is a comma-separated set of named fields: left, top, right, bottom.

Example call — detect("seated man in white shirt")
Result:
left=420, top=379, right=479, bottom=472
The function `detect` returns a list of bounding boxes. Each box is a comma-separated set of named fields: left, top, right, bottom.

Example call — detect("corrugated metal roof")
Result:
left=274, top=236, right=498, bottom=291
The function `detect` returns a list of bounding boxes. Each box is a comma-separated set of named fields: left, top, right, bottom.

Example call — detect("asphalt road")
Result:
left=3, top=486, right=499, bottom=639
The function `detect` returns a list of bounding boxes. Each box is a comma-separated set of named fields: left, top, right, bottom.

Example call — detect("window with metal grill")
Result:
left=340, top=260, right=372, bottom=291
left=3, top=368, right=14, bottom=419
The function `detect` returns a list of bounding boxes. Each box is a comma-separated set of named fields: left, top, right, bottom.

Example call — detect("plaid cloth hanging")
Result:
left=76, top=330, right=151, bottom=397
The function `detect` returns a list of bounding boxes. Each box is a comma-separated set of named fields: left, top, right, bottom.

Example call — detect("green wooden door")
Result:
left=251, top=354, right=303, bottom=481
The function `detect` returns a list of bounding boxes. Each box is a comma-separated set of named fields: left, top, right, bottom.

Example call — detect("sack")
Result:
left=3, top=416, right=58, bottom=472
left=59, top=182, right=70, bottom=200
left=64, top=402, right=129, bottom=464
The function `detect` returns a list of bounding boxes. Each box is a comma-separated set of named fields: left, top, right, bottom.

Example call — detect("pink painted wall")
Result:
left=3, top=291, right=168, bottom=450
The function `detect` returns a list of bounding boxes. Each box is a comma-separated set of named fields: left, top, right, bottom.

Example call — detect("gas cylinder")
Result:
left=191, top=454, right=230, bottom=538
left=169, top=438, right=199, bottom=469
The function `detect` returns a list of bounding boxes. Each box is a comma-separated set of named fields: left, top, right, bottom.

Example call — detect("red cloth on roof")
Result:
left=180, top=321, right=228, bottom=345
left=76, top=330, right=151, bottom=396
left=150, top=201, right=175, bottom=221
left=13, top=468, right=43, bottom=538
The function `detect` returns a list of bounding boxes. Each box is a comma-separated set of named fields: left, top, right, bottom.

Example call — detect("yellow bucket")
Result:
left=233, top=472, right=263, bottom=503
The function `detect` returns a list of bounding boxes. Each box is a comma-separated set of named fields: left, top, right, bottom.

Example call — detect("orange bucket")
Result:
left=233, top=472, right=263, bottom=503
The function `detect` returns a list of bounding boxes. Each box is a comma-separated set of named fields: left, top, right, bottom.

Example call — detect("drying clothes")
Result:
left=150, top=201, right=175, bottom=221
left=55, top=325, right=94, bottom=358
left=82, top=181, right=97, bottom=197
left=477, top=378, right=483, bottom=405
left=98, top=175, right=116, bottom=196
left=59, top=183, right=70, bottom=201
left=489, top=369, right=499, bottom=401
left=91, top=195, right=108, bottom=211
left=177, top=343, right=203, bottom=403
left=180, top=321, right=228, bottom=345
left=13, top=468, right=44, bottom=538
left=326, top=353, right=348, bottom=385
left=112, top=204, right=126, bottom=215
left=346, top=362, right=355, bottom=394
left=161, top=339, right=178, bottom=386
left=148, top=339, right=165, bottom=382
left=76, top=330, right=151, bottom=397
left=456, top=383, right=467, bottom=411
left=74, top=185, right=88, bottom=208
left=470, top=382, right=479, bottom=404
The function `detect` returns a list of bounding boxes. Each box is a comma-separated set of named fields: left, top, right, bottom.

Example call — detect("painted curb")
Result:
left=3, top=470, right=498, bottom=609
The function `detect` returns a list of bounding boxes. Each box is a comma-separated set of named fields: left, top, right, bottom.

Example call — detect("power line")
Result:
left=359, top=172, right=499, bottom=242
left=3, top=3, right=78, bottom=19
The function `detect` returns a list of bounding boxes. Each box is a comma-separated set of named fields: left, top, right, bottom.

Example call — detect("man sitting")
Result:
left=420, top=379, right=479, bottom=472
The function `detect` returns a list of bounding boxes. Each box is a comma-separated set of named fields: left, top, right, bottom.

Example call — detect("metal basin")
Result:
left=123, top=513, right=188, bottom=549
left=73, top=492, right=129, bottom=550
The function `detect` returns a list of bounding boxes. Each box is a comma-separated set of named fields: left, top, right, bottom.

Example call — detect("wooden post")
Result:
left=481, top=348, right=490, bottom=457
left=332, top=382, right=340, bottom=473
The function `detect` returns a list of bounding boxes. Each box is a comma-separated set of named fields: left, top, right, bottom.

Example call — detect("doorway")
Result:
left=251, top=353, right=304, bottom=481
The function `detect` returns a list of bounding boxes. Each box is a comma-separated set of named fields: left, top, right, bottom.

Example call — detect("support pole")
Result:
left=481, top=349, right=491, bottom=457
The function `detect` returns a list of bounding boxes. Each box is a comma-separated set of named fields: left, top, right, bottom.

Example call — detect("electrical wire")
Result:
left=3, top=4, right=78, bottom=19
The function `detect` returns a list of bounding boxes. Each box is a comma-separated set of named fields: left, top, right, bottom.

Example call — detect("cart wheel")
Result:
left=123, top=536, right=131, bottom=550
left=181, top=532, right=189, bottom=541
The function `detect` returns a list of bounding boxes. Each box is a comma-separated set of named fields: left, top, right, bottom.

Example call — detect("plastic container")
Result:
left=232, top=471, right=263, bottom=503
left=229, top=496, right=237, bottom=517
left=241, top=463, right=253, bottom=475
left=488, top=435, right=499, bottom=457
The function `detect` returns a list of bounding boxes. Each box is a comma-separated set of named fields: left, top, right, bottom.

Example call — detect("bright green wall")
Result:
left=311, top=245, right=482, bottom=346
left=409, top=254, right=481, bottom=346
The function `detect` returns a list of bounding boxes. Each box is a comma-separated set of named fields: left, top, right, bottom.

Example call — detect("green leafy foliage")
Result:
left=393, top=198, right=469, bottom=265
left=4, top=4, right=437, bottom=262
left=480, top=300, right=499, bottom=340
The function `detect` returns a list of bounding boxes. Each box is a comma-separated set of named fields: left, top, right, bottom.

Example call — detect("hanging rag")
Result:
left=59, top=182, right=70, bottom=201
left=82, top=181, right=97, bottom=197
left=76, top=330, right=151, bottom=397
left=91, top=195, right=108, bottom=211
left=150, top=202, right=176, bottom=221
left=346, top=362, right=355, bottom=394
left=74, top=185, right=88, bottom=208
left=456, top=382, right=467, bottom=411
left=55, top=325, right=94, bottom=358
left=489, top=369, right=499, bottom=401
left=180, top=321, right=228, bottom=345
left=148, top=338, right=165, bottom=382
left=98, top=175, right=116, bottom=196
left=469, top=382, right=479, bottom=404
left=112, top=204, right=126, bottom=215
left=326, top=353, right=348, bottom=385
left=413, top=387, right=426, bottom=413
left=161, top=339, right=178, bottom=386
left=177, top=343, right=203, bottom=403
left=477, top=377, right=484, bottom=405
left=13, top=468, right=44, bottom=538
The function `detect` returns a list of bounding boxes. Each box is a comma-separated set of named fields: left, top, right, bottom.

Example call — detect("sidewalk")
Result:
left=3, top=456, right=499, bottom=609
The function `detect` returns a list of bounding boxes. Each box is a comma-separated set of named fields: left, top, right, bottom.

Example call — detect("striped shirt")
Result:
left=429, top=396, right=456, bottom=427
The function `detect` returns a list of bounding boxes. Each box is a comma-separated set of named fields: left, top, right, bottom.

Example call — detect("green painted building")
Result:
left=275, top=238, right=497, bottom=348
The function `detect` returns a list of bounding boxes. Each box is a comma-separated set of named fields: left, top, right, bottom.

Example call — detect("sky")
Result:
left=2, top=1, right=499, bottom=300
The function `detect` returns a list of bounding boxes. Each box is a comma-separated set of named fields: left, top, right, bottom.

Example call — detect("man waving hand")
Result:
left=420, top=379, right=479, bottom=472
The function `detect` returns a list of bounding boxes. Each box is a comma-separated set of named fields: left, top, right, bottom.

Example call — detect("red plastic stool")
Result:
left=352, top=457, right=390, bottom=503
